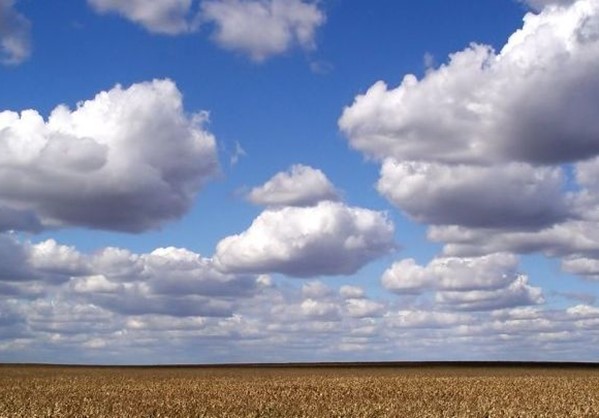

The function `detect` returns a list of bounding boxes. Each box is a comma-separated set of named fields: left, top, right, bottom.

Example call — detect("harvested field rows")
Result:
left=1, top=365, right=598, bottom=417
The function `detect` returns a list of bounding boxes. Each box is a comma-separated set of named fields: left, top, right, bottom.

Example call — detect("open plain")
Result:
left=1, top=363, right=599, bottom=417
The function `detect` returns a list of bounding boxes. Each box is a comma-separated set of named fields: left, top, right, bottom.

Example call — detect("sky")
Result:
left=1, top=0, right=599, bottom=364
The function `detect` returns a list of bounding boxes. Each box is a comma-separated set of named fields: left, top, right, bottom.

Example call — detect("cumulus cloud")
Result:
left=344, top=298, right=385, bottom=318
left=435, top=275, right=544, bottom=311
left=0, top=235, right=261, bottom=318
left=247, top=164, right=340, bottom=207
left=0, top=79, right=218, bottom=233
left=201, top=0, right=325, bottom=61
left=382, top=253, right=544, bottom=310
left=68, top=246, right=260, bottom=317
left=383, top=253, right=520, bottom=292
left=87, top=0, right=195, bottom=34
left=0, top=234, right=35, bottom=282
left=337, top=0, right=599, bottom=291
left=2, top=233, right=599, bottom=363
left=214, top=201, right=395, bottom=277
left=340, top=0, right=599, bottom=165
left=428, top=220, right=599, bottom=259
left=385, top=310, right=470, bottom=329
left=0, top=0, right=31, bottom=65
left=339, top=285, right=365, bottom=299
left=85, top=0, right=326, bottom=60
left=377, top=160, right=569, bottom=229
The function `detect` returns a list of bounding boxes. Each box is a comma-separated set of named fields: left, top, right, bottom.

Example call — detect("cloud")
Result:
left=382, top=253, right=544, bottom=311
left=522, top=0, right=577, bottom=12
left=339, top=285, right=365, bottom=299
left=377, top=160, right=569, bottom=229
left=87, top=0, right=195, bottom=34
left=230, top=141, right=246, bottom=166
left=214, top=201, right=395, bottom=277
left=435, top=275, right=544, bottom=311
left=0, top=234, right=35, bottom=282
left=69, top=246, right=260, bottom=317
left=428, top=220, right=599, bottom=260
left=0, top=79, right=218, bottom=233
left=339, top=0, right=599, bottom=165
left=2, top=234, right=599, bottom=363
left=337, top=0, right=599, bottom=290
left=201, top=0, right=325, bottom=61
left=247, top=164, right=340, bottom=207
left=344, top=298, right=385, bottom=318
left=0, top=0, right=31, bottom=65
left=383, top=253, right=520, bottom=292
left=385, top=310, right=470, bottom=329
left=0, top=235, right=261, bottom=318
left=300, top=298, right=340, bottom=320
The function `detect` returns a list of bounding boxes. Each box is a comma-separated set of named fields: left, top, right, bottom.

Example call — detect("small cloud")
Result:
left=87, top=0, right=196, bottom=34
left=423, top=52, right=435, bottom=70
left=201, top=0, right=326, bottom=61
left=0, top=0, right=31, bottom=65
left=309, top=59, right=334, bottom=75
left=247, top=164, right=340, bottom=207
left=230, top=141, right=247, bottom=166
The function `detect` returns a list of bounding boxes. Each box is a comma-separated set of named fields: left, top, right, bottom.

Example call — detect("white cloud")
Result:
left=345, top=298, right=385, bottom=318
left=435, top=275, right=544, bottom=311
left=67, top=246, right=260, bottom=317
left=214, top=201, right=395, bottom=277
left=385, top=310, right=470, bottom=329
left=382, top=253, right=544, bottom=311
left=377, top=160, right=568, bottom=229
left=339, top=285, right=365, bottom=299
left=300, top=298, right=340, bottom=320
left=1, top=233, right=598, bottom=363
left=87, top=0, right=195, bottom=34
left=302, top=281, right=333, bottom=299
left=247, top=164, right=340, bottom=207
left=0, top=0, right=31, bottom=65
left=0, top=79, right=218, bottom=233
left=338, top=0, right=599, bottom=290
left=383, top=253, right=520, bottom=293
left=561, top=256, right=599, bottom=280
left=340, top=0, right=599, bottom=165
left=201, top=0, right=325, bottom=61
left=428, top=220, right=599, bottom=259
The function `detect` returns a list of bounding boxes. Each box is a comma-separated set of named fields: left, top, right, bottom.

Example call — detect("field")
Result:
left=1, top=363, right=599, bottom=417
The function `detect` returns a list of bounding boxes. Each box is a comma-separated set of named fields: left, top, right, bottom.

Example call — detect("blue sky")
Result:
left=2, top=0, right=599, bottom=364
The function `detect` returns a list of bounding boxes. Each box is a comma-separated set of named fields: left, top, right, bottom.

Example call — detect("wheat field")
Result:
left=1, top=364, right=599, bottom=417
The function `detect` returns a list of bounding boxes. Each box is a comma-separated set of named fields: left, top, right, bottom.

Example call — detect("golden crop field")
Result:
left=1, top=364, right=599, bottom=417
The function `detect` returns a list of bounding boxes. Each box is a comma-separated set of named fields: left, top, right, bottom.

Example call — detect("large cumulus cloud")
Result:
left=0, top=79, right=218, bottom=233
left=339, top=0, right=599, bottom=165
left=339, top=0, right=599, bottom=291
left=214, top=201, right=395, bottom=277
